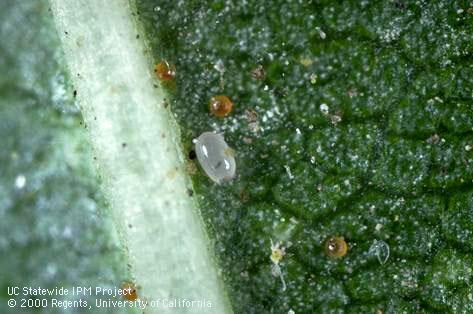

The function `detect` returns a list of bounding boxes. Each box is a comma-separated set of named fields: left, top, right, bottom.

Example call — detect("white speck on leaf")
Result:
left=284, top=165, right=294, bottom=180
left=369, top=240, right=390, bottom=265
left=375, top=223, right=383, bottom=232
left=309, top=73, right=317, bottom=84
left=14, top=174, right=26, bottom=189
left=213, top=59, right=225, bottom=73
left=320, top=103, right=329, bottom=115
left=316, top=27, right=326, bottom=39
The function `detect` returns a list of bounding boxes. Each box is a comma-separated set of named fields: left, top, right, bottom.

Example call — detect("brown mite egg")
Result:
left=324, top=236, right=348, bottom=258
left=121, top=282, right=138, bottom=301
left=154, top=60, right=176, bottom=81
left=209, top=95, right=233, bottom=117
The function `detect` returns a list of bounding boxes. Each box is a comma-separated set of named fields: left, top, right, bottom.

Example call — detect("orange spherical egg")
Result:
left=155, top=60, right=176, bottom=81
left=209, top=95, right=233, bottom=117
left=121, top=282, right=138, bottom=301
left=324, top=236, right=348, bottom=258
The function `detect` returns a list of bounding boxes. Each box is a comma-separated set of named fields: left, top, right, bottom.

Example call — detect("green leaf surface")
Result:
left=135, top=0, right=473, bottom=313
left=1, top=0, right=473, bottom=314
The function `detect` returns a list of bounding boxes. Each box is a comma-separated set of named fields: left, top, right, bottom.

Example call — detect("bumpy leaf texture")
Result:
left=136, top=1, right=473, bottom=313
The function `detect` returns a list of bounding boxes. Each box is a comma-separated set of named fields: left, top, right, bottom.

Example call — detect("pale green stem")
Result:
left=50, top=1, right=231, bottom=313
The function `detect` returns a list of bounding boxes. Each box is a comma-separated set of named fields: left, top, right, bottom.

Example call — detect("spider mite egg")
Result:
left=209, top=95, right=233, bottom=117
left=324, top=236, right=348, bottom=258
left=154, top=60, right=176, bottom=81
left=121, top=282, right=137, bottom=301
left=194, top=132, right=236, bottom=184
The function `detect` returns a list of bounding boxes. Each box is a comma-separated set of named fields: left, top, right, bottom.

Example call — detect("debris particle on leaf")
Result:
left=213, top=59, right=225, bottom=73
left=369, top=240, right=390, bottom=265
left=316, top=27, right=326, bottom=39
left=299, top=56, right=313, bottom=67
left=213, top=59, right=226, bottom=90
left=330, top=114, right=342, bottom=125
left=309, top=73, right=317, bottom=84
left=270, top=239, right=287, bottom=291
left=251, top=64, right=266, bottom=80
left=320, top=103, right=329, bottom=115
left=284, top=165, right=294, bottom=180
left=244, top=109, right=258, bottom=122
left=426, top=133, right=440, bottom=145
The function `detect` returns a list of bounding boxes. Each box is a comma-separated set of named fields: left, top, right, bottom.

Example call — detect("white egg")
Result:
left=195, top=132, right=236, bottom=184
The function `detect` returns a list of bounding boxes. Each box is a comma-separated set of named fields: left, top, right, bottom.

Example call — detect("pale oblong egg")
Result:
left=194, top=132, right=236, bottom=184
